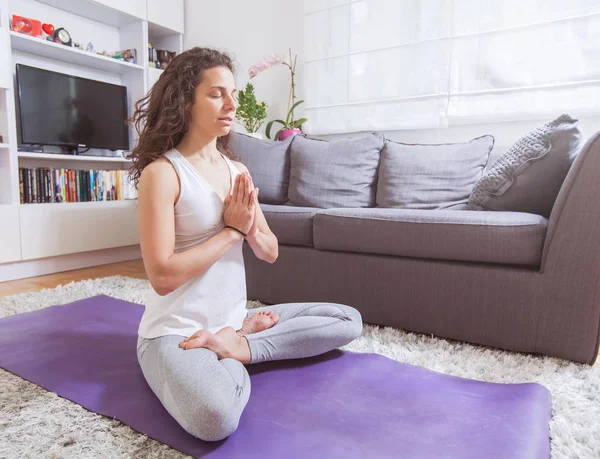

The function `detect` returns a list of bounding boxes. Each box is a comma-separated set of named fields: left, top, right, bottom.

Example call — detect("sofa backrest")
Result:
left=229, top=132, right=294, bottom=205
left=376, top=136, right=494, bottom=210
left=287, top=133, right=385, bottom=208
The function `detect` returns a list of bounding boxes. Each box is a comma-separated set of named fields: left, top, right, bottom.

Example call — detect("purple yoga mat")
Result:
left=0, top=295, right=551, bottom=458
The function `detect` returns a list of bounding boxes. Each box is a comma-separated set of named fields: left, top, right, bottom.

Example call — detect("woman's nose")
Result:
left=224, top=95, right=236, bottom=112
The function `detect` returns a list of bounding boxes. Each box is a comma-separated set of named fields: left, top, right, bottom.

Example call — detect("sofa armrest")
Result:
left=538, top=131, right=600, bottom=363
left=541, top=131, right=600, bottom=272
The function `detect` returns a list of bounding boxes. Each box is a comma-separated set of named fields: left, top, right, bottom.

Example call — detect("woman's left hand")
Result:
left=246, top=176, right=260, bottom=240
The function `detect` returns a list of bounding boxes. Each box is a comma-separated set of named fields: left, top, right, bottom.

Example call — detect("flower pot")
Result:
left=246, top=132, right=264, bottom=140
left=279, top=128, right=302, bottom=141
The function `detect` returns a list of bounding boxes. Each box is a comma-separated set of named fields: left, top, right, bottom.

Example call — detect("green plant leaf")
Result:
left=285, top=99, right=305, bottom=125
left=265, top=119, right=287, bottom=139
left=292, top=117, right=308, bottom=129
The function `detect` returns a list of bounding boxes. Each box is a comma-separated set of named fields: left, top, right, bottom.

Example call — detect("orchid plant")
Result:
left=248, top=49, right=308, bottom=140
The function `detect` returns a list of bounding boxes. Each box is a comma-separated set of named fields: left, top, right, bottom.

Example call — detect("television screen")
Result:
left=16, top=64, right=129, bottom=151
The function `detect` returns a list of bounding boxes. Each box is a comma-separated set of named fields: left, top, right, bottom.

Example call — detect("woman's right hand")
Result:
left=223, top=172, right=257, bottom=235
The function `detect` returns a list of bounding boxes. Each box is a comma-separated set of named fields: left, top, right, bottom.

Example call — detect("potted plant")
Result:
left=248, top=49, right=308, bottom=140
left=235, top=82, right=267, bottom=139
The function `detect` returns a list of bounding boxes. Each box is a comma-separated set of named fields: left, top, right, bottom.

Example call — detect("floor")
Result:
left=0, top=259, right=598, bottom=365
left=0, top=259, right=148, bottom=298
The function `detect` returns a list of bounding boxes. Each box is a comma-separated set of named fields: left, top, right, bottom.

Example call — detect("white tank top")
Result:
left=137, top=148, right=248, bottom=339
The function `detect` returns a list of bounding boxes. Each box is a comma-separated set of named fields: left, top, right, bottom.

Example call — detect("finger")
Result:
left=249, top=189, right=257, bottom=210
left=242, top=173, right=250, bottom=204
left=235, top=174, right=243, bottom=202
left=255, top=187, right=259, bottom=202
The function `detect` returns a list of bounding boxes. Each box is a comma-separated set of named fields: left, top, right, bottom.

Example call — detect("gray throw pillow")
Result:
left=376, top=135, right=494, bottom=210
left=467, top=114, right=584, bottom=218
left=229, top=132, right=294, bottom=204
left=288, top=133, right=385, bottom=208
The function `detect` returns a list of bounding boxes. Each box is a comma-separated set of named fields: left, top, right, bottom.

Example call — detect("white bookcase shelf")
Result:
left=22, top=200, right=138, bottom=209
left=17, top=152, right=132, bottom=163
left=0, top=0, right=184, bottom=274
left=36, top=0, right=146, bottom=27
left=10, top=32, right=144, bottom=74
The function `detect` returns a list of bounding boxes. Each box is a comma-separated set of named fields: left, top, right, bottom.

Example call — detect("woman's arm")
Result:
left=233, top=162, right=279, bottom=264
left=138, top=159, right=246, bottom=296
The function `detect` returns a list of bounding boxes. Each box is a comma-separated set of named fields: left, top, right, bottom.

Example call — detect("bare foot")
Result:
left=179, top=327, right=251, bottom=363
left=237, top=311, right=280, bottom=337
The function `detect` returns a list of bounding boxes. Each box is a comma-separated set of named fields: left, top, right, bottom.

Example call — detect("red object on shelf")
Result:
left=11, top=15, right=43, bottom=38
left=42, top=23, right=55, bottom=35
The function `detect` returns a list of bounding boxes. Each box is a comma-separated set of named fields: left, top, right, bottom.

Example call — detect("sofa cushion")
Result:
left=468, top=114, right=584, bottom=218
left=260, top=204, right=319, bottom=247
left=313, top=208, right=547, bottom=266
left=288, top=133, right=385, bottom=208
left=376, top=135, right=494, bottom=210
left=229, top=132, right=294, bottom=204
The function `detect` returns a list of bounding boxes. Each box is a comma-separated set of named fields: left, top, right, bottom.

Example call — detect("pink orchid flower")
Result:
left=249, top=54, right=285, bottom=78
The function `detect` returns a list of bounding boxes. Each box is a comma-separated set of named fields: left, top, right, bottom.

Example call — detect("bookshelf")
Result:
left=0, top=0, right=183, bottom=279
left=10, top=31, right=145, bottom=73
left=17, top=152, right=132, bottom=162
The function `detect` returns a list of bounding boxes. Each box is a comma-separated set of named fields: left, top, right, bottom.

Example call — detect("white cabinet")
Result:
left=0, top=205, right=21, bottom=263
left=95, top=0, right=147, bottom=20
left=0, top=30, right=10, bottom=89
left=147, top=67, right=162, bottom=89
left=19, top=201, right=140, bottom=260
left=147, top=0, right=184, bottom=33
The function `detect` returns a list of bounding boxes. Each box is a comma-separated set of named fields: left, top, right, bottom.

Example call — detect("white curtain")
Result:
left=303, top=0, right=600, bottom=135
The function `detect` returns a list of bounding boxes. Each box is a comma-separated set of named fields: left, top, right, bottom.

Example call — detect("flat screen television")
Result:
left=16, top=64, right=130, bottom=153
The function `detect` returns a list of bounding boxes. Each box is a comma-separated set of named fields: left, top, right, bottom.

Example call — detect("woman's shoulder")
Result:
left=139, top=156, right=179, bottom=189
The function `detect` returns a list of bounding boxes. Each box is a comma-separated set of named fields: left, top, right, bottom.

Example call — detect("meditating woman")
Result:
left=128, top=47, right=363, bottom=442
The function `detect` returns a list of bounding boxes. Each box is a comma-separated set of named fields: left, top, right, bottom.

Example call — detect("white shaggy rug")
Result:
left=0, top=275, right=599, bottom=459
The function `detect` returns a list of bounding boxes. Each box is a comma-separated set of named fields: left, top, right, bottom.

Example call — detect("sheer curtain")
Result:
left=303, top=0, right=600, bottom=135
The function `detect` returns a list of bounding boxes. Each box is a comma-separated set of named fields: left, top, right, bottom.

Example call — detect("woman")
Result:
left=128, top=47, right=363, bottom=442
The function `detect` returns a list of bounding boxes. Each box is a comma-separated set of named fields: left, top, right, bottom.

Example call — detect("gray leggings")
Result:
left=136, top=302, right=363, bottom=442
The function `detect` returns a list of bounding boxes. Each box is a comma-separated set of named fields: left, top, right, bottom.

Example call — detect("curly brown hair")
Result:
left=127, top=47, right=237, bottom=188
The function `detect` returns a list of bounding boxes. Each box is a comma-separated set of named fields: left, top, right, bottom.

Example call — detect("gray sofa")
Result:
left=230, top=123, right=600, bottom=364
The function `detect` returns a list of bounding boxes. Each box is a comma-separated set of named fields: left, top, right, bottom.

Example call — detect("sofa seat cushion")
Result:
left=261, top=204, right=320, bottom=247
left=313, top=208, right=548, bottom=266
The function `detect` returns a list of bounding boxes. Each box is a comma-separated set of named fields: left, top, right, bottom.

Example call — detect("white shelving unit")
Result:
left=10, top=32, right=145, bottom=73
left=17, top=152, right=132, bottom=162
left=0, top=0, right=183, bottom=279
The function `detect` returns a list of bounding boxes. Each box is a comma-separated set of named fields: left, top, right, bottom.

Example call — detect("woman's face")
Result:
left=188, top=66, right=237, bottom=138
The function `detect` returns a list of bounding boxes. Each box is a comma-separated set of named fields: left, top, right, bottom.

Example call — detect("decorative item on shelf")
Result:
left=148, top=43, right=158, bottom=65
left=73, top=42, right=84, bottom=50
left=11, top=15, right=43, bottom=37
left=148, top=61, right=156, bottom=68
left=86, top=42, right=95, bottom=53
left=52, top=27, right=72, bottom=46
left=235, top=82, right=267, bottom=136
left=249, top=49, right=307, bottom=140
left=112, top=49, right=136, bottom=64
left=157, top=50, right=176, bottom=69
left=41, top=23, right=54, bottom=40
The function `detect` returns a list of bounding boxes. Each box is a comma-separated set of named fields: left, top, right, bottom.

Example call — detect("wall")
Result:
left=184, top=0, right=304, bottom=138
